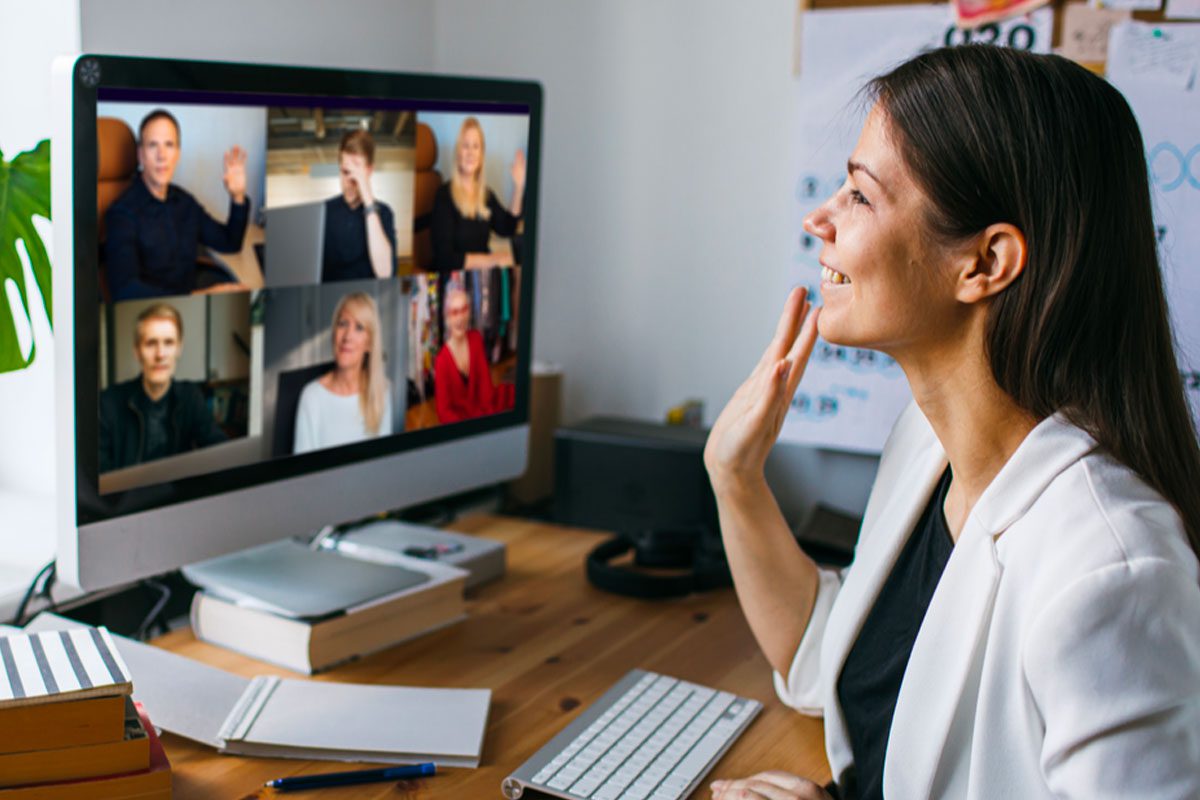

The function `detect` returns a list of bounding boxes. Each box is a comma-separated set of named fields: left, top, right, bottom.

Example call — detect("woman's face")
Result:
left=445, top=291, right=472, bottom=338
left=333, top=305, right=371, bottom=371
left=457, top=128, right=483, bottom=178
left=803, top=107, right=966, bottom=358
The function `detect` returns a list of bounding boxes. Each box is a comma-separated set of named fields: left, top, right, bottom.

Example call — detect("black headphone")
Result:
left=586, top=526, right=732, bottom=599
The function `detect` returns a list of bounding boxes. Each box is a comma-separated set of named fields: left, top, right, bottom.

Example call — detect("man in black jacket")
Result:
left=99, top=303, right=226, bottom=472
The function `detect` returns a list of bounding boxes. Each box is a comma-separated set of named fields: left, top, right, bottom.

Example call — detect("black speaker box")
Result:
left=553, top=417, right=718, bottom=534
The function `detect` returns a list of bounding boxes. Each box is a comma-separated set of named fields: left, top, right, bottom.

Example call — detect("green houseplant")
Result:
left=0, top=140, right=51, bottom=373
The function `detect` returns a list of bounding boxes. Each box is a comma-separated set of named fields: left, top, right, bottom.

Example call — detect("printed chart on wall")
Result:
left=782, top=4, right=1053, bottom=454
left=1107, top=22, right=1200, bottom=434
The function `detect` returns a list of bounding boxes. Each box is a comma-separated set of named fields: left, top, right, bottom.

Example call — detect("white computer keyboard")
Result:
left=502, top=669, right=761, bottom=800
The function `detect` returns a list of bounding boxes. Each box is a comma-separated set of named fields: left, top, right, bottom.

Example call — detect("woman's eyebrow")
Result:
left=848, top=159, right=888, bottom=196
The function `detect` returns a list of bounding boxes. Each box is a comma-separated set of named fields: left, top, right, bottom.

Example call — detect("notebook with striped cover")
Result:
left=0, top=628, right=132, bottom=709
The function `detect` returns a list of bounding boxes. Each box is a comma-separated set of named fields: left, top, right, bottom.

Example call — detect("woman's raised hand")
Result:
left=510, top=149, right=526, bottom=190
left=704, top=287, right=819, bottom=489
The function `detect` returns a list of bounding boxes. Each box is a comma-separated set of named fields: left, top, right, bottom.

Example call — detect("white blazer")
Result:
left=775, top=403, right=1200, bottom=799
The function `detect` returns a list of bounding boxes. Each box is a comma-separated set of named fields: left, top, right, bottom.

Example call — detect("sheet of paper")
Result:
left=1107, top=24, right=1200, bottom=429
left=1057, top=4, right=1131, bottom=66
left=1165, top=0, right=1200, bottom=19
left=784, top=5, right=1052, bottom=454
left=1107, top=21, right=1200, bottom=90
left=954, top=0, right=1051, bottom=29
left=1096, top=0, right=1162, bottom=10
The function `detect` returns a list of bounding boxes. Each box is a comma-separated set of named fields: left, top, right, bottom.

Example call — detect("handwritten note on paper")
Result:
left=1057, top=4, right=1131, bottom=68
left=1107, top=25, right=1200, bottom=432
left=785, top=4, right=1052, bottom=454
left=1107, top=21, right=1200, bottom=90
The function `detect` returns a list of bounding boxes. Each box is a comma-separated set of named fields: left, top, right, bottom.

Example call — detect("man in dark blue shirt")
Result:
left=322, top=129, right=397, bottom=283
left=104, top=109, right=251, bottom=301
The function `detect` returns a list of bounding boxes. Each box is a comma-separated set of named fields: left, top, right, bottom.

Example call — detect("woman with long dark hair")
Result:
left=705, top=46, right=1200, bottom=799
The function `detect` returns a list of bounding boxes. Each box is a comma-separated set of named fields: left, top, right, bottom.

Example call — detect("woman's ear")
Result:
left=956, top=223, right=1026, bottom=304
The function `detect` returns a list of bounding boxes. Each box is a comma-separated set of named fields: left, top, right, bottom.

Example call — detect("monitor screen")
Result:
left=54, top=55, right=541, bottom=589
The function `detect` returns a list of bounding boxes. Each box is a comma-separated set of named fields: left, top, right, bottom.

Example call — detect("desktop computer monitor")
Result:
left=52, top=55, right=542, bottom=591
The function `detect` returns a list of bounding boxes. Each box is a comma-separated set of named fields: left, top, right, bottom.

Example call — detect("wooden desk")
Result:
left=152, top=515, right=830, bottom=798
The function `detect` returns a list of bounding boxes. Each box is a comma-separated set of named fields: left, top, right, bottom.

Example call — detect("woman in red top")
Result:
left=434, top=286, right=514, bottom=423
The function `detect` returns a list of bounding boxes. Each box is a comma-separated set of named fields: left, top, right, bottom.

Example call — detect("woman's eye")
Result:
left=850, top=189, right=870, bottom=206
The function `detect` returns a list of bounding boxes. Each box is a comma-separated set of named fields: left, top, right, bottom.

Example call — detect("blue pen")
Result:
left=265, top=762, right=436, bottom=792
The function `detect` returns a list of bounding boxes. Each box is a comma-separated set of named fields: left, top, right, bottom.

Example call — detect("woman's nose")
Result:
left=803, top=204, right=834, bottom=242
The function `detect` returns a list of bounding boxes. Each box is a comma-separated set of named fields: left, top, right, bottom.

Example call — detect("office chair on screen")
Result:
left=96, top=117, right=137, bottom=303
left=271, top=361, right=335, bottom=458
left=411, top=122, right=442, bottom=272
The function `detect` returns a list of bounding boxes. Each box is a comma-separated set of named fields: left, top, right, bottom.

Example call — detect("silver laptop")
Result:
left=263, top=201, right=326, bottom=288
left=182, top=538, right=429, bottom=619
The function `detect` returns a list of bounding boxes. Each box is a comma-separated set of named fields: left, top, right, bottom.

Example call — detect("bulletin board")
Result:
left=781, top=0, right=1200, bottom=454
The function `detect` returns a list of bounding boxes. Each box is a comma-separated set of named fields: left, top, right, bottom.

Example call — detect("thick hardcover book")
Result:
left=189, top=554, right=467, bottom=674
left=0, top=698, right=148, bottom=788
left=0, top=695, right=126, bottom=755
left=0, top=703, right=170, bottom=800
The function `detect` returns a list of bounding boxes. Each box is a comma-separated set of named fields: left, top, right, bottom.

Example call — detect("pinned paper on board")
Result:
left=1057, top=4, right=1131, bottom=70
left=784, top=4, right=1052, bottom=454
left=953, top=0, right=1051, bottom=29
left=1107, top=22, right=1200, bottom=430
left=1094, top=0, right=1163, bottom=11
left=1106, top=21, right=1200, bottom=90
left=1165, top=0, right=1200, bottom=20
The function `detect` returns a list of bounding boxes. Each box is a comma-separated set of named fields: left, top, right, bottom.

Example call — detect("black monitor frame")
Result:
left=69, top=55, right=542, bottom=526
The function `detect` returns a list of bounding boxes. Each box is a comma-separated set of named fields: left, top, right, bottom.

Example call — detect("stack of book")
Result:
left=188, top=539, right=469, bottom=674
left=0, top=627, right=171, bottom=799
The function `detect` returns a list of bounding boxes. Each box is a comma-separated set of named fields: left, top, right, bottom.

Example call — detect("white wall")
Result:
left=428, top=0, right=879, bottom=521
left=81, top=0, right=437, bottom=71
left=79, top=0, right=878, bottom=526
left=0, top=0, right=80, bottom=592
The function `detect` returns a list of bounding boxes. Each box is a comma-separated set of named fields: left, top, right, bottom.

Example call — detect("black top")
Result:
left=321, top=195, right=397, bottom=283
left=140, top=391, right=171, bottom=464
left=430, top=182, right=520, bottom=274
left=836, top=467, right=955, bottom=800
left=98, top=377, right=227, bottom=472
left=104, top=177, right=249, bottom=301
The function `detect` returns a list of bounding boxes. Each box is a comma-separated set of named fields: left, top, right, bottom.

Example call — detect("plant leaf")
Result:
left=0, top=139, right=52, bottom=374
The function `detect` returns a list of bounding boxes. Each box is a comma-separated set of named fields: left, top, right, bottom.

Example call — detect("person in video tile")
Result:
left=104, top=109, right=250, bottom=301
left=322, top=130, right=397, bottom=283
left=434, top=285, right=514, bottom=423
left=293, top=292, right=394, bottom=453
left=99, top=303, right=227, bottom=472
left=430, top=117, right=525, bottom=273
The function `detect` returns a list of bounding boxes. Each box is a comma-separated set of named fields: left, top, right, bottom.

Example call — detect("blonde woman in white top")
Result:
left=294, top=291, right=393, bottom=453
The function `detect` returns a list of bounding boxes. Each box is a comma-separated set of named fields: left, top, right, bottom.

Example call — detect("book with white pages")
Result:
left=0, top=626, right=132, bottom=709
left=26, top=614, right=491, bottom=768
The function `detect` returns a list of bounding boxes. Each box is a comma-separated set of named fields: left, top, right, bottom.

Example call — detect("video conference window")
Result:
left=406, top=269, right=518, bottom=431
left=95, top=93, right=530, bottom=496
left=98, top=293, right=256, bottom=492
left=413, top=112, right=529, bottom=274
left=263, top=109, right=414, bottom=285
left=97, top=103, right=267, bottom=301
left=262, top=280, right=407, bottom=457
